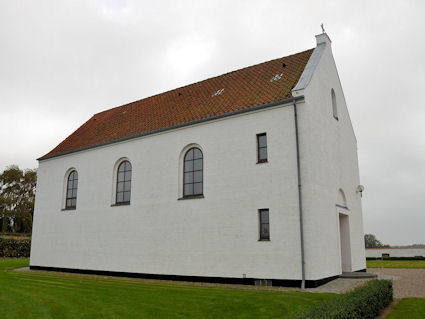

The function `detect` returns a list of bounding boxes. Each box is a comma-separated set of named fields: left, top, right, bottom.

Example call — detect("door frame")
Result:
left=337, top=210, right=352, bottom=273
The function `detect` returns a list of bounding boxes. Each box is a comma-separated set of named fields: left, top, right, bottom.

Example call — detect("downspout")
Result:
left=293, top=99, right=306, bottom=289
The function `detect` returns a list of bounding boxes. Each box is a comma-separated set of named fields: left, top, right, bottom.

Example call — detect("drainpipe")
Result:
left=293, top=99, right=306, bottom=289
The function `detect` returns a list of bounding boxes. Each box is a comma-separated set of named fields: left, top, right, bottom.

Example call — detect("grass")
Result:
left=0, top=258, right=333, bottom=319
left=367, top=259, right=425, bottom=269
left=387, top=298, right=425, bottom=318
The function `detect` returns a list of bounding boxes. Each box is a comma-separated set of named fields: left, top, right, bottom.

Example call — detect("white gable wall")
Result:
left=294, top=38, right=366, bottom=280
left=31, top=104, right=306, bottom=280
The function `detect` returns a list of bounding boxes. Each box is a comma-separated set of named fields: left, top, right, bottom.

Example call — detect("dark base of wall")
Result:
left=29, top=265, right=338, bottom=288
left=355, top=268, right=367, bottom=272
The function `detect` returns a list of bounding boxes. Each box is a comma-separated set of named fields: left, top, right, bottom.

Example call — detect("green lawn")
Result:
left=367, top=259, right=425, bottom=269
left=0, top=259, right=333, bottom=319
left=387, top=298, right=425, bottom=318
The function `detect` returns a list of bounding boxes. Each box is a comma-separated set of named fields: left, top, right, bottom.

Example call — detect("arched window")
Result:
left=331, top=88, right=338, bottom=120
left=116, top=160, right=132, bottom=204
left=65, top=170, right=78, bottom=209
left=183, top=147, right=203, bottom=196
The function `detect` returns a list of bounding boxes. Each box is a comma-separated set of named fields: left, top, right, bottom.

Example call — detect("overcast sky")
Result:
left=1, top=0, right=424, bottom=245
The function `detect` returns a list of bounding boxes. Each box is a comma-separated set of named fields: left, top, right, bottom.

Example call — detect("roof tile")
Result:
left=41, top=48, right=314, bottom=160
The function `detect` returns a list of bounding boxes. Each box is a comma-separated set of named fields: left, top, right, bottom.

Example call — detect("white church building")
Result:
left=30, top=33, right=366, bottom=287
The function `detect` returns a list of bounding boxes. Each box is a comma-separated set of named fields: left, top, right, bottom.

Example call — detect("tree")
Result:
left=0, top=165, right=37, bottom=233
left=364, top=233, right=389, bottom=248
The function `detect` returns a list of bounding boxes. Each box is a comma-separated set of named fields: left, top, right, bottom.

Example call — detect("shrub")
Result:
left=291, top=279, right=393, bottom=319
left=0, top=237, right=31, bottom=257
left=367, top=256, right=425, bottom=260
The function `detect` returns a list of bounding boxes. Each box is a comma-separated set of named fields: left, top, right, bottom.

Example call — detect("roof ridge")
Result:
left=93, top=48, right=314, bottom=117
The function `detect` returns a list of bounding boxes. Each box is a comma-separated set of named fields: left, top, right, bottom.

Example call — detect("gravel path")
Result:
left=369, top=268, right=425, bottom=298
left=305, top=277, right=371, bottom=294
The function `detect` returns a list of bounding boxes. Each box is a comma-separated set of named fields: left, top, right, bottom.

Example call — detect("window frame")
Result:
left=256, top=133, right=268, bottom=163
left=65, top=170, right=78, bottom=210
left=183, top=147, right=203, bottom=198
left=115, top=160, right=132, bottom=205
left=258, top=209, right=270, bottom=241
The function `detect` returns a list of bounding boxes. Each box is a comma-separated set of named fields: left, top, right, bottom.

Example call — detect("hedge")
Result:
left=367, top=256, right=425, bottom=261
left=291, top=279, right=393, bottom=319
left=0, top=237, right=31, bottom=257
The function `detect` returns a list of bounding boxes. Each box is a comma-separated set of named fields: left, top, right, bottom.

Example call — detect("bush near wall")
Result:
left=291, top=280, right=393, bottom=319
left=367, top=256, right=425, bottom=261
left=0, top=236, right=31, bottom=257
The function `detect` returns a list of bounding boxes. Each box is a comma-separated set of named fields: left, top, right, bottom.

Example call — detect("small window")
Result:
left=211, top=88, right=224, bottom=97
left=65, top=170, right=78, bottom=209
left=257, top=133, right=267, bottom=163
left=183, top=147, right=203, bottom=197
left=270, top=73, right=283, bottom=82
left=259, top=209, right=270, bottom=240
left=331, top=89, right=338, bottom=120
left=116, top=160, right=132, bottom=204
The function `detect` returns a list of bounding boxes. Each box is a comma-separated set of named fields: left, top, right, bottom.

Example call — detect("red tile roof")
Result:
left=40, top=48, right=314, bottom=160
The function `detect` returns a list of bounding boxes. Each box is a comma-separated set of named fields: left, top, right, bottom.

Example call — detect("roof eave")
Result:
left=38, top=95, right=305, bottom=161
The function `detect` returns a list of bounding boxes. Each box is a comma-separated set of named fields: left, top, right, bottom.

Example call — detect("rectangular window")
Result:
left=259, top=209, right=270, bottom=240
left=257, top=133, right=267, bottom=163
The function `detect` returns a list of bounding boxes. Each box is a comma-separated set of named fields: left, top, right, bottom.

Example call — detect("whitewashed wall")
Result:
left=293, top=34, right=366, bottom=280
left=31, top=104, right=306, bottom=280
left=366, top=248, right=425, bottom=258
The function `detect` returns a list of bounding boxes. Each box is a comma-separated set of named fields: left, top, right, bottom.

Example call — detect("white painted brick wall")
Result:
left=31, top=105, right=305, bottom=280
left=31, top=40, right=366, bottom=281
left=297, top=42, right=366, bottom=280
